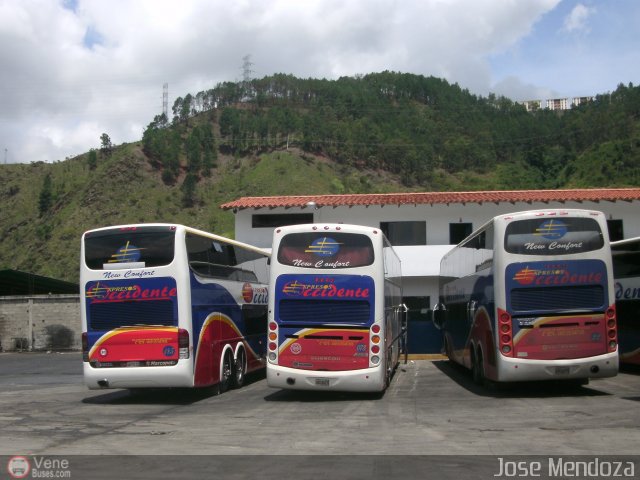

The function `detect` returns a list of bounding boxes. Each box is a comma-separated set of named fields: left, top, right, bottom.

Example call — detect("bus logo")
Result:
left=290, top=343, right=302, bottom=355
left=108, top=240, right=143, bottom=263
left=534, top=220, right=567, bottom=239
left=242, top=283, right=254, bottom=303
left=513, top=267, right=538, bottom=285
left=163, top=346, right=175, bottom=357
left=305, top=237, right=341, bottom=257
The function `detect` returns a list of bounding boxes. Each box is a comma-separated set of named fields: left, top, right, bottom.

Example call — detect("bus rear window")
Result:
left=278, top=232, right=374, bottom=269
left=84, top=226, right=175, bottom=269
left=504, top=218, right=604, bottom=255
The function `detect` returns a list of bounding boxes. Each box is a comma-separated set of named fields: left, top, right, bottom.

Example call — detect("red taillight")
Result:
left=269, top=322, right=278, bottom=331
left=82, top=332, right=89, bottom=362
left=498, top=308, right=513, bottom=357
left=178, top=328, right=190, bottom=359
left=371, top=345, right=380, bottom=354
left=606, top=304, right=617, bottom=352
left=371, top=324, right=381, bottom=334
left=269, top=342, right=277, bottom=351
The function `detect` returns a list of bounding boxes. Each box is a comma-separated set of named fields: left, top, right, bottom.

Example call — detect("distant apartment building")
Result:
left=547, top=97, right=570, bottom=111
left=520, top=95, right=595, bottom=112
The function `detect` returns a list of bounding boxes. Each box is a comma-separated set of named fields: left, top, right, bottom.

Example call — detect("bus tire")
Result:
left=472, top=348, right=485, bottom=386
left=232, top=347, right=247, bottom=389
left=219, top=350, right=233, bottom=393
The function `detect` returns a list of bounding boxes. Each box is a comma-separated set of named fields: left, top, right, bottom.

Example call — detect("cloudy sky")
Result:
left=1, top=0, right=638, bottom=164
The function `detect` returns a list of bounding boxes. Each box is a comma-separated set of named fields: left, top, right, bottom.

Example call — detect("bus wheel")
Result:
left=472, top=348, right=484, bottom=386
left=232, top=348, right=247, bottom=389
left=219, top=351, right=233, bottom=393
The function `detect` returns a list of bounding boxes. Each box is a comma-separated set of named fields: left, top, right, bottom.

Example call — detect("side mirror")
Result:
left=399, top=304, right=408, bottom=332
left=432, top=303, right=447, bottom=330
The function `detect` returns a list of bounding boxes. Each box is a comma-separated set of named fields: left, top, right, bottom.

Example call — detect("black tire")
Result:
left=472, top=347, right=484, bottom=386
left=232, top=348, right=246, bottom=389
left=218, top=351, right=233, bottom=393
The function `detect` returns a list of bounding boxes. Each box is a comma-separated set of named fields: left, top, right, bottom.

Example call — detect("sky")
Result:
left=0, top=0, right=638, bottom=164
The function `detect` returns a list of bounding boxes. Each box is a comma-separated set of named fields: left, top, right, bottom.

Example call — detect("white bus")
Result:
left=433, top=209, right=618, bottom=385
left=266, top=223, right=406, bottom=392
left=81, top=224, right=269, bottom=391
left=612, top=237, right=640, bottom=365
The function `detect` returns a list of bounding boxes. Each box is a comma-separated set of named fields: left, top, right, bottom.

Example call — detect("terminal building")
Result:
left=222, top=188, right=640, bottom=354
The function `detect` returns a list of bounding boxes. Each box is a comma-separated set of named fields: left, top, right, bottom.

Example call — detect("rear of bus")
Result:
left=267, top=224, right=388, bottom=392
left=495, top=210, right=618, bottom=382
left=81, top=224, right=193, bottom=389
left=612, top=238, right=640, bottom=365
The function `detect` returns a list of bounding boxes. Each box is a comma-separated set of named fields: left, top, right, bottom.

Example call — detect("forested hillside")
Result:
left=1, top=72, right=639, bottom=283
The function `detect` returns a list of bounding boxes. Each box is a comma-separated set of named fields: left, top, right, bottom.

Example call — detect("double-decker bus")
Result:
left=267, top=223, right=406, bottom=392
left=433, top=209, right=618, bottom=385
left=612, top=237, right=640, bottom=365
left=81, top=224, right=269, bottom=391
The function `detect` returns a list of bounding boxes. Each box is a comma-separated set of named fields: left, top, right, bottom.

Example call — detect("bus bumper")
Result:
left=267, top=364, right=386, bottom=392
left=83, top=360, right=194, bottom=389
left=496, top=352, right=619, bottom=382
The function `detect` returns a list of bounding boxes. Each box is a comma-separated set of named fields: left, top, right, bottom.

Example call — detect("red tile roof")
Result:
left=220, top=188, right=640, bottom=210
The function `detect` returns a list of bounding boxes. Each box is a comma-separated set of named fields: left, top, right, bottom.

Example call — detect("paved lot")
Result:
left=1, top=352, right=639, bottom=478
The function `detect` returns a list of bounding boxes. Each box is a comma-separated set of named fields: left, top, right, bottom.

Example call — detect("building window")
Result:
left=449, top=223, right=472, bottom=245
left=607, top=219, right=624, bottom=242
left=380, top=221, right=426, bottom=246
left=404, top=296, right=431, bottom=322
left=252, top=213, right=313, bottom=229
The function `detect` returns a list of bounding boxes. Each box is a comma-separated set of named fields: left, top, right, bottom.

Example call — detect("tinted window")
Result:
left=186, top=233, right=263, bottom=282
left=84, top=226, right=175, bottom=269
left=380, top=221, right=426, bottom=246
left=504, top=218, right=604, bottom=255
left=278, top=232, right=374, bottom=269
left=450, top=223, right=473, bottom=245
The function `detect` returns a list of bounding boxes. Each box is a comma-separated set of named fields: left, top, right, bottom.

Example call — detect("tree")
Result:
left=100, top=133, right=113, bottom=156
left=38, top=173, right=53, bottom=216
left=181, top=173, right=197, bottom=207
left=87, top=149, right=97, bottom=170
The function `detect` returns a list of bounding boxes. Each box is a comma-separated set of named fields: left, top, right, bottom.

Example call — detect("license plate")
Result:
left=554, top=366, right=570, bottom=375
left=315, top=378, right=330, bottom=386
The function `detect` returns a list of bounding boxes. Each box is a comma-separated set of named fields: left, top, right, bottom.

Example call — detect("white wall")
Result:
left=233, top=200, right=640, bottom=249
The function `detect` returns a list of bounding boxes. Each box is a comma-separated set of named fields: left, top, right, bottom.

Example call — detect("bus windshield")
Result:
left=84, top=226, right=175, bottom=269
left=277, top=232, right=374, bottom=269
left=504, top=217, right=604, bottom=255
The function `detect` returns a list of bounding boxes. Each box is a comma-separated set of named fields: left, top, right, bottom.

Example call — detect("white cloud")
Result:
left=562, top=3, right=596, bottom=34
left=2, top=0, right=637, bottom=164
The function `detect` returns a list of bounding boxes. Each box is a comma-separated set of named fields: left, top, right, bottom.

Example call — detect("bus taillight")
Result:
left=370, top=324, right=382, bottom=365
left=178, top=328, right=190, bottom=359
left=498, top=309, right=514, bottom=357
left=606, top=305, right=617, bottom=352
left=82, top=332, right=88, bottom=362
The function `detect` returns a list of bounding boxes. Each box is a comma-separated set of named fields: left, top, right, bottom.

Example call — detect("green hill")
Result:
left=1, top=72, right=639, bottom=283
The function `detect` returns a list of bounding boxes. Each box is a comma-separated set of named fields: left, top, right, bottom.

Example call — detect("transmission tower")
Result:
left=242, top=55, right=254, bottom=83
left=162, top=83, right=169, bottom=121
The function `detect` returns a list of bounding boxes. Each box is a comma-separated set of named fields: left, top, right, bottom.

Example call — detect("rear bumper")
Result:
left=496, top=352, right=618, bottom=382
left=267, top=364, right=386, bottom=392
left=83, top=360, right=194, bottom=389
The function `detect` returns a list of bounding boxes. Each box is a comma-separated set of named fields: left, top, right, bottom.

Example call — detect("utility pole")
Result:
left=4, top=148, right=7, bottom=165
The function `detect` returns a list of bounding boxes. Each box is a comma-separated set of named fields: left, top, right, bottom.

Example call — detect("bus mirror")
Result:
left=399, top=304, right=408, bottom=331
left=432, top=303, right=447, bottom=330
